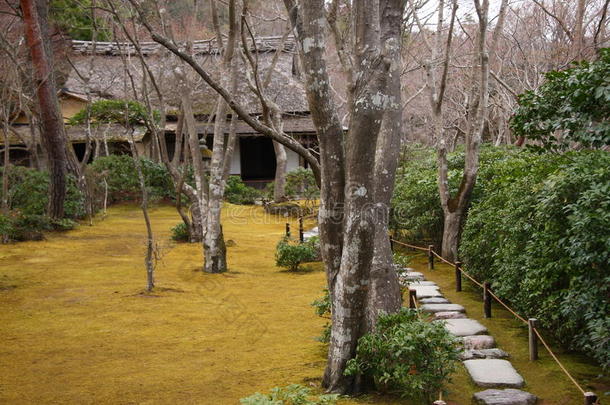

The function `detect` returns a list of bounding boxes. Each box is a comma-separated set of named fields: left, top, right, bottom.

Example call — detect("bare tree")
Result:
left=20, top=0, right=68, bottom=219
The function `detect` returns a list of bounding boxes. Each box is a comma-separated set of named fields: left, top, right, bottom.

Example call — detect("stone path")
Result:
left=399, top=267, right=538, bottom=405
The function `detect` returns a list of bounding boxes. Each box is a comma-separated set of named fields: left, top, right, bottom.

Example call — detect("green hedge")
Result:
left=88, top=155, right=174, bottom=202
left=460, top=150, right=610, bottom=370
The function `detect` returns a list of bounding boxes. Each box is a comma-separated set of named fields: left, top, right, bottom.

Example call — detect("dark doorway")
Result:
left=239, top=136, right=276, bottom=182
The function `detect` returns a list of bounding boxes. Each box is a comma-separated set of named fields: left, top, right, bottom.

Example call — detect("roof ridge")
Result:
left=71, top=35, right=296, bottom=56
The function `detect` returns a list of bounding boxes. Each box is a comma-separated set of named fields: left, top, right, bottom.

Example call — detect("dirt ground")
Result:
left=1, top=204, right=606, bottom=404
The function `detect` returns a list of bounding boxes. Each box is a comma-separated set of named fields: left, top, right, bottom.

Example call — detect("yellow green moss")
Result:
left=1, top=205, right=606, bottom=404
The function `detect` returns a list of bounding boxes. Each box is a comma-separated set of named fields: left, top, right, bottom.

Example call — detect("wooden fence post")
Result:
left=483, top=281, right=492, bottom=318
left=428, top=245, right=434, bottom=270
left=584, top=392, right=598, bottom=405
left=409, top=289, right=417, bottom=309
left=285, top=223, right=290, bottom=238
left=455, top=261, right=462, bottom=292
left=299, top=217, right=304, bottom=243
left=528, top=318, right=538, bottom=361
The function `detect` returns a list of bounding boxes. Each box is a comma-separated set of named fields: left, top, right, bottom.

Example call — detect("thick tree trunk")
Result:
left=366, top=0, right=404, bottom=331
left=272, top=141, right=287, bottom=201
left=441, top=210, right=462, bottom=262
left=21, top=0, right=67, bottom=220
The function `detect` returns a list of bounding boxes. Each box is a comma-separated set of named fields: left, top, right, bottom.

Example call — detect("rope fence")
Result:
left=391, top=237, right=600, bottom=405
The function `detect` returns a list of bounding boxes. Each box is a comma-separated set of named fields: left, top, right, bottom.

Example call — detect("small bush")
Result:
left=170, top=222, right=190, bottom=242
left=225, top=175, right=261, bottom=205
left=285, top=168, right=319, bottom=200
left=275, top=237, right=317, bottom=271
left=345, top=308, right=461, bottom=403
left=239, top=384, right=339, bottom=405
left=88, top=155, right=174, bottom=202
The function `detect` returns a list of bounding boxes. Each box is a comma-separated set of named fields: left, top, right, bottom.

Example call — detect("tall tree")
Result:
left=284, top=0, right=405, bottom=392
left=20, top=0, right=67, bottom=219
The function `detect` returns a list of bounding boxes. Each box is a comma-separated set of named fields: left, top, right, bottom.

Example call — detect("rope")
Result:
left=458, top=267, right=484, bottom=288
left=533, top=327, right=587, bottom=395
left=390, top=238, right=428, bottom=251
left=487, top=290, right=528, bottom=324
left=389, top=237, right=593, bottom=399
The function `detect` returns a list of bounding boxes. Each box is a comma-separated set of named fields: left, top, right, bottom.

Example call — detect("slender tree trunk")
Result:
left=2, top=125, right=9, bottom=243
left=272, top=141, right=287, bottom=201
left=20, top=0, right=67, bottom=220
left=129, top=135, right=155, bottom=291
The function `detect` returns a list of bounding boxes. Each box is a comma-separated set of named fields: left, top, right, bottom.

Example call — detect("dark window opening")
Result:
left=239, top=136, right=276, bottom=183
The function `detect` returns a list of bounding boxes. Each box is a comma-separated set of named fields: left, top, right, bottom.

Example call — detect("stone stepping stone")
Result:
left=402, top=273, right=425, bottom=282
left=411, top=285, right=443, bottom=299
left=460, top=348, right=510, bottom=361
left=464, top=359, right=525, bottom=388
left=463, top=335, right=496, bottom=350
left=442, top=318, right=488, bottom=337
left=434, top=311, right=467, bottom=319
left=419, top=297, right=450, bottom=304
left=409, top=281, right=437, bottom=286
left=421, top=303, right=465, bottom=313
left=303, top=232, right=318, bottom=240
left=473, top=389, right=536, bottom=405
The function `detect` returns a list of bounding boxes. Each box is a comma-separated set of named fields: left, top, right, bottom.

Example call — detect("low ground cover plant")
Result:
left=345, top=308, right=460, bottom=403
left=275, top=236, right=318, bottom=271
left=240, top=384, right=338, bottom=405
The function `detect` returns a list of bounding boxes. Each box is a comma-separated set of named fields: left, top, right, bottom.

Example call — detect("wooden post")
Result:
left=455, top=261, right=462, bottom=292
left=428, top=245, right=435, bottom=270
left=584, top=392, right=598, bottom=405
left=299, top=217, right=304, bottom=243
left=528, top=318, right=538, bottom=361
left=408, top=289, right=417, bottom=309
left=285, top=223, right=291, bottom=238
left=483, top=281, right=492, bottom=318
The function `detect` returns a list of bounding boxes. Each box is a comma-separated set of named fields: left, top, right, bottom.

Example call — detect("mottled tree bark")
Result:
left=21, top=0, right=67, bottom=220
left=272, top=141, right=287, bottom=201
left=286, top=0, right=404, bottom=393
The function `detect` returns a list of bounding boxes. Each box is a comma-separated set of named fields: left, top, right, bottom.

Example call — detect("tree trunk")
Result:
left=272, top=141, right=287, bottom=201
left=441, top=209, right=462, bottom=262
left=2, top=126, right=9, bottom=243
left=20, top=0, right=67, bottom=220
left=203, top=0, right=239, bottom=274
left=366, top=0, right=404, bottom=331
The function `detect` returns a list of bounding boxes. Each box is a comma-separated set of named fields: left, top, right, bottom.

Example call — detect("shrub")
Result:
left=510, top=48, right=610, bottom=152
left=285, top=168, right=319, bottom=200
left=460, top=150, right=610, bottom=369
left=275, top=237, right=317, bottom=271
left=170, top=222, right=190, bottom=242
left=88, top=155, right=173, bottom=202
left=239, top=384, right=339, bottom=405
left=2, top=165, right=85, bottom=219
left=345, top=308, right=461, bottom=403
left=224, top=175, right=261, bottom=205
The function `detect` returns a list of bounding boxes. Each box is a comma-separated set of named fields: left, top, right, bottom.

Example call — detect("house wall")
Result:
left=286, top=149, right=299, bottom=172
left=230, top=140, right=241, bottom=175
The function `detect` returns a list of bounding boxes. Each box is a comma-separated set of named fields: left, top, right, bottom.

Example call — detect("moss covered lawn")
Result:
left=1, top=205, right=606, bottom=404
